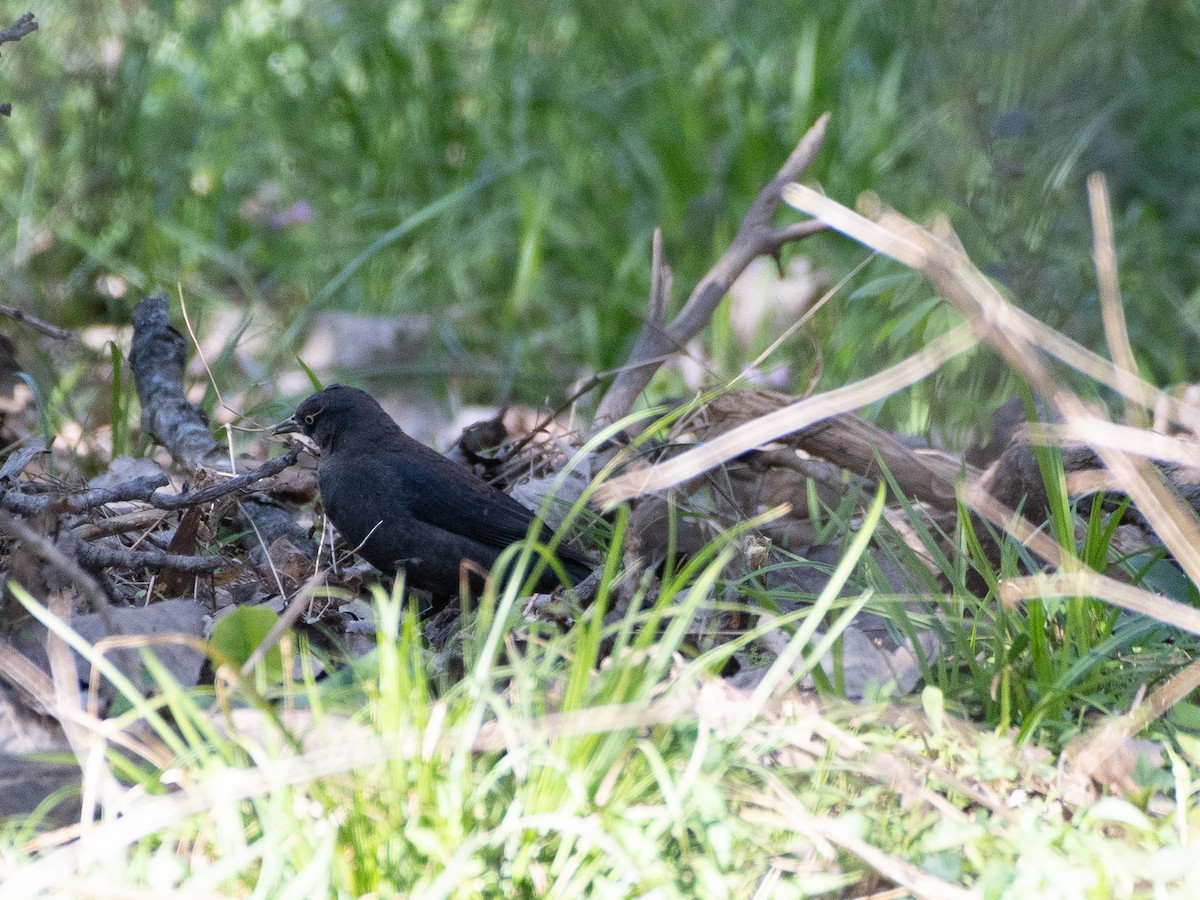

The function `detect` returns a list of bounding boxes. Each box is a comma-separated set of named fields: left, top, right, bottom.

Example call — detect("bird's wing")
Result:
left=415, top=468, right=594, bottom=573
left=386, top=445, right=549, bottom=549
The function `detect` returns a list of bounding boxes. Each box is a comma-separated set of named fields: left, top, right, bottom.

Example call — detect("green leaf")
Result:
left=211, top=606, right=285, bottom=682
left=294, top=356, right=324, bottom=393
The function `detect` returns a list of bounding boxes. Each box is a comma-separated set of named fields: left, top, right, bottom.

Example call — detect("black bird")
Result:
left=273, top=385, right=592, bottom=601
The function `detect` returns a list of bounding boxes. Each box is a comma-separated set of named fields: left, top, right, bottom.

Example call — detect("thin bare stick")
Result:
left=1050, top=391, right=1200, bottom=595
left=73, top=509, right=173, bottom=541
left=0, top=449, right=298, bottom=518
left=0, top=302, right=71, bottom=339
left=0, top=474, right=169, bottom=516
left=0, top=13, right=38, bottom=117
left=594, top=114, right=830, bottom=425
left=148, top=448, right=300, bottom=510
left=502, top=377, right=605, bottom=461
left=72, top=540, right=226, bottom=574
left=0, top=12, right=37, bottom=47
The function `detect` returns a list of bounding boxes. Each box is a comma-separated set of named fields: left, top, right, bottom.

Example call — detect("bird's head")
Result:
left=273, top=384, right=391, bottom=453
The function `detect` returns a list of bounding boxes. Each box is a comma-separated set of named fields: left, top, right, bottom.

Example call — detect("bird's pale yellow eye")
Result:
left=304, top=414, right=316, bottom=425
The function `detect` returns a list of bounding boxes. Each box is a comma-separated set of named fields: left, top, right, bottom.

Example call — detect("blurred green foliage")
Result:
left=1, top=0, right=1198, bottom=429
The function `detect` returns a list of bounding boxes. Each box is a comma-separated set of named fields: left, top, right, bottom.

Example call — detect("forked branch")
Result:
left=0, top=13, right=38, bottom=118
left=594, top=113, right=830, bottom=426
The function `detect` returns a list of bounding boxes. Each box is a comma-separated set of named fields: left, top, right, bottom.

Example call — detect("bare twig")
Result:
left=72, top=508, right=172, bottom=541
left=0, top=302, right=71, bottom=339
left=0, top=475, right=169, bottom=515
left=594, top=114, right=830, bottom=425
left=0, top=12, right=37, bottom=47
left=0, top=13, right=38, bottom=118
left=71, top=539, right=225, bottom=574
left=696, top=391, right=968, bottom=509
left=130, top=294, right=230, bottom=473
left=128, top=293, right=320, bottom=561
left=0, top=454, right=301, bottom=517
left=150, top=448, right=301, bottom=510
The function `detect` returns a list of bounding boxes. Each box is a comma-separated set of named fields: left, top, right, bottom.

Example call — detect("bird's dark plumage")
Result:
left=274, top=385, right=592, bottom=599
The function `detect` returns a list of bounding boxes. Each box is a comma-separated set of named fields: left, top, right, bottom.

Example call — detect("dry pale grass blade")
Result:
left=0, top=638, right=59, bottom=718
left=750, top=773, right=981, bottom=900
left=785, top=185, right=1060, bottom=396
left=3, top=727, right=414, bottom=895
left=479, top=678, right=836, bottom=752
left=0, top=639, right=172, bottom=792
left=7, top=687, right=713, bottom=892
left=782, top=185, right=1200, bottom=430
left=971, top=397, right=1200, bottom=619
left=472, top=696, right=688, bottom=752
left=999, top=303, right=1200, bottom=431
left=594, top=325, right=976, bottom=509
left=1055, top=393, right=1200, bottom=589
left=44, top=592, right=102, bottom=769
left=1000, top=299, right=1198, bottom=428
left=1088, top=172, right=1146, bottom=429
left=961, top=482, right=1066, bottom=573
left=1067, top=686, right=1184, bottom=808
left=1064, top=657, right=1200, bottom=792
left=11, top=696, right=687, bottom=889
left=1001, top=572, right=1200, bottom=637
left=1064, top=468, right=1122, bottom=497
left=1138, top=657, right=1200, bottom=727
left=39, top=590, right=123, bottom=856
left=874, top=744, right=1018, bottom=824
left=779, top=185, right=930, bottom=269
left=1026, top=418, right=1200, bottom=468
left=9, top=675, right=844, bottom=892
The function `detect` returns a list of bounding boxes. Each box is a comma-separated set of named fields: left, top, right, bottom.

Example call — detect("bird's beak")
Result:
left=272, top=416, right=302, bottom=436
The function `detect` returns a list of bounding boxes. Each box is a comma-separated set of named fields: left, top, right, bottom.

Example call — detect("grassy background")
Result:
left=6, top=3, right=1200, bottom=893
left=3, top=0, right=1198, bottom=431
